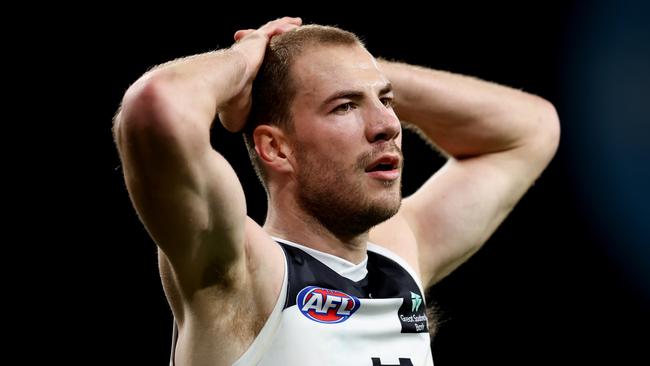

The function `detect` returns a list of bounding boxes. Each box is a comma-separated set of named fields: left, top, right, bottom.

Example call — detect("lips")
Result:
left=365, top=154, right=400, bottom=173
left=364, top=154, right=401, bottom=181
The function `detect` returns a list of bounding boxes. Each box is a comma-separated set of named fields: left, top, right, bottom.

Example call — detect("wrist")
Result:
left=230, top=34, right=268, bottom=82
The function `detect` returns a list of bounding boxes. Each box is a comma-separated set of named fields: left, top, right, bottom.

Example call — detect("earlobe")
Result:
left=253, top=125, right=293, bottom=173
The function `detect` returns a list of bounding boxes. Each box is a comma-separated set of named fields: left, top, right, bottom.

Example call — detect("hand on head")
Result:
left=219, top=17, right=302, bottom=132
left=234, top=16, right=302, bottom=42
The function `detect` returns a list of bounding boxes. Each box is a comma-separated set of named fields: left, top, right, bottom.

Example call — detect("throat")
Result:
left=264, top=213, right=369, bottom=265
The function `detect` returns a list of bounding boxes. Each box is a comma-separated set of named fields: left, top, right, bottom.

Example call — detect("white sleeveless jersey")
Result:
left=171, top=238, right=433, bottom=366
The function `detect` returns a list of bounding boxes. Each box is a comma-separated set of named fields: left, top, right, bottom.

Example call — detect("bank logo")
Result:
left=410, top=292, right=422, bottom=312
left=297, top=286, right=360, bottom=324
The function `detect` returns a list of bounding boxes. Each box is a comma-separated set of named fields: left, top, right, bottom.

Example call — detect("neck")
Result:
left=264, top=189, right=369, bottom=264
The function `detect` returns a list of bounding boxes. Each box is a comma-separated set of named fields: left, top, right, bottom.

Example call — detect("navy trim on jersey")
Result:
left=279, top=242, right=428, bottom=333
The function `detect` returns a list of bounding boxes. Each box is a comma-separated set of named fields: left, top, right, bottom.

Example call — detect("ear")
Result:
left=253, top=125, right=294, bottom=174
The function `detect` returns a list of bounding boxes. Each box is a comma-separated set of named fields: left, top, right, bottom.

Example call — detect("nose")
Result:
left=365, top=102, right=401, bottom=143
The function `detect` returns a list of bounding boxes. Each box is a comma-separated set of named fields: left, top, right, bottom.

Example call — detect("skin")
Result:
left=114, top=17, right=560, bottom=366
left=262, top=45, right=404, bottom=259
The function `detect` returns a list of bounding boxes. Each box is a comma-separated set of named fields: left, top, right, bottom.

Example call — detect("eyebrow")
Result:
left=322, top=82, right=393, bottom=106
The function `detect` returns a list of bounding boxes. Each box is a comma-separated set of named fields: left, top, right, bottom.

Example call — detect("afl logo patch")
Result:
left=296, top=286, right=361, bottom=323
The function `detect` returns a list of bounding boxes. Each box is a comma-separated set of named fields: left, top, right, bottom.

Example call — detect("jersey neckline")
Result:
left=272, top=236, right=369, bottom=282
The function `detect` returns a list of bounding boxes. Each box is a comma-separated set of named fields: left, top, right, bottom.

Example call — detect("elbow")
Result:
left=119, top=75, right=172, bottom=129
left=114, top=75, right=181, bottom=146
left=538, top=98, right=561, bottom=159
left=526, top=97, right=561, bottom=165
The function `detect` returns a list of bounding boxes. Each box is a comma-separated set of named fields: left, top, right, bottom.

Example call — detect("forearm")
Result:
left=378, top=59, right=557, bottom=159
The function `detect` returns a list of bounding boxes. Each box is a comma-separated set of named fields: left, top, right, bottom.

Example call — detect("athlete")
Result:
left=113, top=17, right=560, bottom=366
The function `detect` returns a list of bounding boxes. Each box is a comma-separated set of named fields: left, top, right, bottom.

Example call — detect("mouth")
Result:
left=365, top=154, right=401, bottom=181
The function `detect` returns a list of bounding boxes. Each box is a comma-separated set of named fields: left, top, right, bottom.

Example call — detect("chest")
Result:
left=255, top=244, right=432, bottom=366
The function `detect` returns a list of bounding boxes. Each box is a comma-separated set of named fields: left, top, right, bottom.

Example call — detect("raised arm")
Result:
left=377, top=60, right=560, bottom=287
left=113, top=18, right=301, bottom=293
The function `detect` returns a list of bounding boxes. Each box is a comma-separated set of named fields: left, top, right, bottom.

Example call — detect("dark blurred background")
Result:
left=81, top=2, right=649, bottom=364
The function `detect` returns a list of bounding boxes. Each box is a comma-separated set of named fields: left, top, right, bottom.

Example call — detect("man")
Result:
left=114, top=17, right=559, bottom=366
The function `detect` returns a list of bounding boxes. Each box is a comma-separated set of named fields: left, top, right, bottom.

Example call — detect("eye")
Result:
left=381, top=97, right=394, bottom=108
left=333, top=102, right=356, bottom=114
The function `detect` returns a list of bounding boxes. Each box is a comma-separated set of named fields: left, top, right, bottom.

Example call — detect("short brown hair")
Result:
left=242, top=24, right=363, bottom=190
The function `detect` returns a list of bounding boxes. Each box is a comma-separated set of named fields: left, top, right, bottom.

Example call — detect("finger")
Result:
left=263, top=16, right=302, bottom=31
left=268, top=23, right=300, bottom=38
left=267, top=18, right=300, bottom=37
left=234, top=29, right=255, bottom=41
left=281, top=22, right=301, bottom=31
left=282, top=16, right=302, bottom=26
left=245, top=17, right=302, bottom=42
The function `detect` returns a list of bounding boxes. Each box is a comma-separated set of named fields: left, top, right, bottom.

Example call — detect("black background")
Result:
left=52, top=2, right=650, bottom=365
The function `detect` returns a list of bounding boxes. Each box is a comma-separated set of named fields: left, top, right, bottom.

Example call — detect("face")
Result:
left=287, top=44, right=403, bottom=237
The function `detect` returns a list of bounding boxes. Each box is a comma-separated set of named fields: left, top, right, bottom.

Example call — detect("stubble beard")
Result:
left=295, top=144, right=403, bottom=239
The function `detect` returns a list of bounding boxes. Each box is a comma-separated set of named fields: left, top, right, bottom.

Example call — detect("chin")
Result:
left=368, top=193, right=402, bottom=222
left=373, top=182, right=402, bottom=204
left=295, top=165, right=403, bottom=236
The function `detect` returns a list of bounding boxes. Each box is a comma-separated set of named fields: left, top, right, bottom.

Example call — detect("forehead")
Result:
left=291, top=45, right=387, bottom=103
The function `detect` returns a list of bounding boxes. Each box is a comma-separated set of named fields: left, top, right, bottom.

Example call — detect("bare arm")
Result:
left=113, top=18, right=301, bottom=294
left=377, top=60, right=560, bottom=287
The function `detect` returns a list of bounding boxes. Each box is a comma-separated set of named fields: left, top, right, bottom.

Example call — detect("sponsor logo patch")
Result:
left=297, top=286, right=360, bottom=323
left=398, top=290, right=428, bottom=333
left=410, top=292, right=422, bottom=312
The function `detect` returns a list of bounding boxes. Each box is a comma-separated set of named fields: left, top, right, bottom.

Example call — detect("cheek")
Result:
left=295, top=117, right=366, bottom=161
left=313, top=126, right=362, bottom=153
